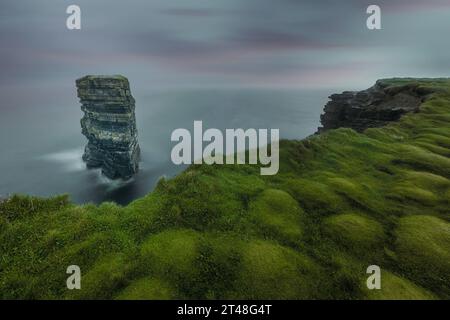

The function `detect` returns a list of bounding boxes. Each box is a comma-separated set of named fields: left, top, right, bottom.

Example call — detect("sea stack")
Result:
left=76, top=75, right=140, bottom=179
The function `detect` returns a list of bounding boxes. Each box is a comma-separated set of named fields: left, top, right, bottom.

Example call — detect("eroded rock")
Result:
left=76, top=75, right=140, bottom=179
left=317, top=80, right=434, bottom=133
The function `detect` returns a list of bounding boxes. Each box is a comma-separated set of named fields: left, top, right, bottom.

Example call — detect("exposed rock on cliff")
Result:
left=317, top=80, right=434, bottom=133
left=76, top=75, right=140, bottom=179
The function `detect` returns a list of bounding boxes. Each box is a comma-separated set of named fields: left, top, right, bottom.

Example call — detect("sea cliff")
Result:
left=1, top=78, right=449, bottom=300
left=318, top=79, right=434, bottom=133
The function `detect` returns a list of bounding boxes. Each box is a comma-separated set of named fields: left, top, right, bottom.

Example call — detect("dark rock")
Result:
left=317, top=80, right=434, bottom=133
left=76, top=75, right=140, bottom=179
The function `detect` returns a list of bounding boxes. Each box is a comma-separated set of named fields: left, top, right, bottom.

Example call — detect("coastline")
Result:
left=1, top=78, right=449, bottom=299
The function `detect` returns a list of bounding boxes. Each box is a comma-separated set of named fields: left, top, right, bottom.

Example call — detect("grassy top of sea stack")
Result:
left=1, top=78, right=449, bottom=299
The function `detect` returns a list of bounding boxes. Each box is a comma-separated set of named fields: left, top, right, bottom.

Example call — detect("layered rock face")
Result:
left=76, top=75, right=140, bottom=179
left=318, top=80, right=434, bottom=133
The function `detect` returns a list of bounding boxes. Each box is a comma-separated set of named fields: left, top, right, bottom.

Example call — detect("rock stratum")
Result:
left=318, top=80, right=435, bottom=133
left=76, top=75, right=140, bottom=179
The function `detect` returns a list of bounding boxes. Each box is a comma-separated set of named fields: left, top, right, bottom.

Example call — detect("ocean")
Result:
left=0, top=88, right=331, bottom=204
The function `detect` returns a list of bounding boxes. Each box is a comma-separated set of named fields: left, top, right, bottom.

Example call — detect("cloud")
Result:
left=161, top=8, right=227, bottom=17
left=0, top=0, right=449, bottom=95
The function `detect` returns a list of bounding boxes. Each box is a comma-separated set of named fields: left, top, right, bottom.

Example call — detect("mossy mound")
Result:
left=395, top=215, right=450, bottom=296
left=68, top=253, right=130, bottom=299
left=323, top=213, right=385, bottom=253
left=364, top=270, right=436, bottom=300
left=283, top=178, right=347, bottom=215
left=248, top=189, right=303, bottom=244
left=139, top=229, right=200, bottom=278
left=115, top=277, right=174, bottom=300
left=231, top=240, right=320, bottom=299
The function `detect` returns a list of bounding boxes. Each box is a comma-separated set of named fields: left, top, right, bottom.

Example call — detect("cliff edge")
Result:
left=317, top=79, right=435, bottom=133
left=2, top=78, right=449, bottom=300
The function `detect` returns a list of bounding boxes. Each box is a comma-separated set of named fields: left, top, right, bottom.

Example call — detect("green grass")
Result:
left=323, top=213, right=385, bottom=254
left=395, top=215, right=450, bottom=296
left=363, top=270, right=436, bottom=300
left=1, top=78, right=449, bottom=299
left=230, top=240, right=321, bottom=299
left=248, top=189, right=304, bottom=246
left=115, top=277, right=174, bottom=300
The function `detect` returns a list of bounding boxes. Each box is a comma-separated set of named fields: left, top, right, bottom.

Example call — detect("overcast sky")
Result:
left=1, top=0, right=450, bottom=101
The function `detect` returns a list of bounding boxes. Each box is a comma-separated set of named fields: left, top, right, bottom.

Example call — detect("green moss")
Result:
left=139, top=229, right=200, bottom=278
left=395, top=215, right=450, bottom=297
left=115, top=277, right=174, bottom=300
left=0, top=194, right=69, bottom=221
left=231, top=240, right=320, bottom=299
left=323, top=213, right=385, bottom=255
left=68, top=253, right=130, bottom=299
left=121, top=192, right=166, bottom=241
left=0, top=215, right=7, bottom=233
left=393, top=145, right=450, bottom=177
left=283, top=178, right=346, bottom=215
left=249, top=189, right=303, bottom=244
left=326, top=178, right=381, bottom=212
left=390, top=184, right=439, bottom=205
left=401, top=171, right=450, bottom=190
left=364, top=270, right=436, bottom=300
left=189, top=234, right=244, bottom=299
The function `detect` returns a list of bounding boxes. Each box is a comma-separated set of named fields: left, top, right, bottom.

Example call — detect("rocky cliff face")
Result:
left=76, top=75, right=140, bottom=179
left=317, top=80, right=434, bottom=133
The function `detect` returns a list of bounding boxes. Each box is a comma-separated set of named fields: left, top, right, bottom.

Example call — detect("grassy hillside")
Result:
left=1, top=79, right=449, bottom=300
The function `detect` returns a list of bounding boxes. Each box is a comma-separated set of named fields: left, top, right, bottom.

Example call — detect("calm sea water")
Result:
left=0, top=89, right=330, bottom=205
